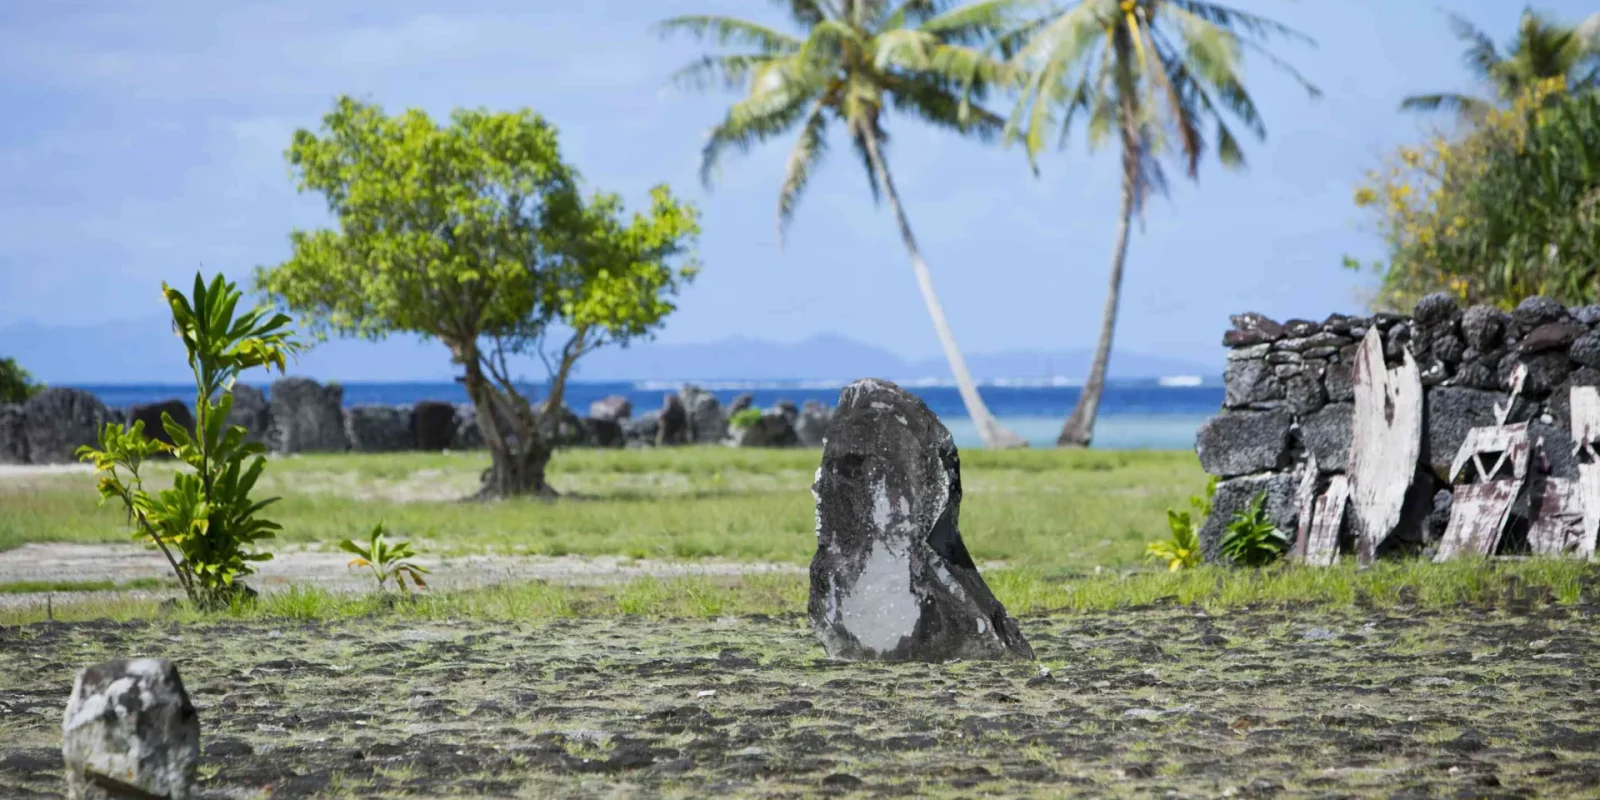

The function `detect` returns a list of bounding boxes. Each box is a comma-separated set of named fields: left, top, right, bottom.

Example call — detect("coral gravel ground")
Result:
left=4, top=601, right=1600, bottom=798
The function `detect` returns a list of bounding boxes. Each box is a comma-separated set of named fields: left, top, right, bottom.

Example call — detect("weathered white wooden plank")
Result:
left=1347, top=327, right=1422, bottom=564
left=1292, top=453, right=1320, bottom=561
left=1529, top=477, right=1584, bottom=556
left=1570, top=386, right=1600, bottom=559
left=1303, top=474, right=1350, bottom=567
left=1449, top=424, right=1531, bottom=483
left=1435, top=480, right=1522, bottom=561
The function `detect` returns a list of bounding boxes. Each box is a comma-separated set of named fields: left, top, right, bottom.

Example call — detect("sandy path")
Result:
left=0, top=542, right=805, bottom=610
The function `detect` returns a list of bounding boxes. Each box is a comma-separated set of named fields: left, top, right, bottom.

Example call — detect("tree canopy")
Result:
left=256, top=96, right=700, bottom=496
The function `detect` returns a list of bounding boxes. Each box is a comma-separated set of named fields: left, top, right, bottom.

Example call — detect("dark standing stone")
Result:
left=727, top=393, right=754, bottom=416
left=0, top=403, right=26, bottom=464
left=22, top=387, right=108, bottom=464
left=454, top=404, right=484, bottom=450
left=679, top=385, right=726, bottom=444
left=808, top=379, right=1033, bottom=662
left=411, top=400, right=457, bottom=450
left=534, top=401, right=590, bottom=448
left=62, top=659, right=199, bottom=800
left=1198, top=473, right=1298, bottom=563
left=268, top=377, right=348, bottom=453
left=776, top=400, right=800, bottom=423
left=1423, top=387, right=1536, bottom=481
left=344, top=405, right=412, bottom=452
left=1223, top=358, right=1284, bottom=408
left=127, top=399, right=194, bottom=454
left=588, top=395, right=633, bottom=423
left=1413, top=292, right=1459, bottom=325
left=794, top=400, right=832, bottom=447
left=585, top=417, right=625, bottom=448
left=1461, top=305, right=1508, bottom=351
left=225, top=384, right=271, bottom=445
left=730, top=408, right=799, bottom=448
left=1299, top=403, right=1354, bottom=472
left=656, top=396, right=689, bottom=447
left=1194, top=410, right=1293, bottom=477
left=1518, top=322, right=1584, bottom=354
left=623, top=410, right=660, bottom=447
left=1453, top=361, right=1499, bottom=390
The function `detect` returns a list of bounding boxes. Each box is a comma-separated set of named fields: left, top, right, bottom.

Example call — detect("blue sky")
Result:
left=1, top=0, right=1592, bottom=381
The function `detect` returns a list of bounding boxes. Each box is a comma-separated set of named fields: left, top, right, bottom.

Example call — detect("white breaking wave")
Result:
left=1158, top=375, right=1204, bottom=387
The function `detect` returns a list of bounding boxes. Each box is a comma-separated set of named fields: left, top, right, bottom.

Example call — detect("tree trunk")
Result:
left=860, top=133, right=1025, bottom=450
left=1057, top=182, right=1135, bottom=448
left=459, top=347, right=555, bottom=499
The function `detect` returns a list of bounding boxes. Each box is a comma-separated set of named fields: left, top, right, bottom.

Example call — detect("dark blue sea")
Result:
left=73, top=379, right=1222, bottom=450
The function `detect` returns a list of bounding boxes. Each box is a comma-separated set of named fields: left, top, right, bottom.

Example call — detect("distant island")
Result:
left=1, top=320, right=1218, bottom=385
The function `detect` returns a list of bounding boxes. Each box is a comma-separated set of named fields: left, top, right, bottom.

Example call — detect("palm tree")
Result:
left=1402, top=7, right=1600, bottom=120
left=990, top=0, right=1318, bottom=447
left=655, top=0, right=1027, bottom=449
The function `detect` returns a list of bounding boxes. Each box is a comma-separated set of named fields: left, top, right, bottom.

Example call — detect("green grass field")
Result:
left=0, top=447, right=1207, bottom=570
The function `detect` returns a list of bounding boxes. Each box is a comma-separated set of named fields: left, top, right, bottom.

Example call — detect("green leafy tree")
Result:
left=1353, top=79, right=1600, bottom=309
left=991, top=0, right=1318, bottom=447
left=655, top=0, right=1026, bottom=449
left=77, top=273, right=301, bottom=609
left=1401, top=7, right=1600, bottom=121
left=0, top=357, right=43, bottom=403
left=256, top=97, right=700, bottom=498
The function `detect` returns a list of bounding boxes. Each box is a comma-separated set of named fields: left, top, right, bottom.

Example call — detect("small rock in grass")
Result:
left=62, top=658, right=199, bottom=800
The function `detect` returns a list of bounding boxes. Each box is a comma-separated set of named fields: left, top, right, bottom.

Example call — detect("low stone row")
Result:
left=0, top=379, right=834, bottom=465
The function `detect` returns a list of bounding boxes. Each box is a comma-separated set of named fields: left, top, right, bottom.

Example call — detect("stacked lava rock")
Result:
left=1195, top=292, right=1600, bottom=562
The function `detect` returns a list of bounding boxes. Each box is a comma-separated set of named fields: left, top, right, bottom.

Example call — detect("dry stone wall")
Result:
left=1196, top=292, right=1600, bottom=562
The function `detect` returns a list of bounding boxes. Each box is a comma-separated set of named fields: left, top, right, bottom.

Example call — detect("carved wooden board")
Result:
left=1571, top=386, right=1600, bottom=559
left=1529, top=477, right=1585, bottom=556
left=1347, top=328, right=1422, bottom=564
left=1292, top=454, right=1320, bottom=560
left=1303, top=474, right=1350, bottom=567
left=1434, top=423, right=1529, bottom=561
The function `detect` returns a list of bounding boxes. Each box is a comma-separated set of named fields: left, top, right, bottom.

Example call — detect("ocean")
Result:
left=75, top=379, right=1222, bottom=450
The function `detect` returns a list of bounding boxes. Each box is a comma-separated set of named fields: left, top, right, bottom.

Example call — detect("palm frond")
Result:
left=772, top=0, right=828, bottom=28
left=778, top=101, right=832, bottom=243
left=654, top=15, right=801, bottom=54
left=1442, top=10, right=1502, bottom=83
left=1399, top=92, right=1493, bottom=118
left=1166, top=0, right=1316, bottom=46
left=700, top=71, right=821, bottom=187
left=669, top=54, right=784, bottom=92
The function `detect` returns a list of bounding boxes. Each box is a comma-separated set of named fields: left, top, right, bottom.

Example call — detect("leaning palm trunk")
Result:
left=861, top=134, right=1025, bottom=450
left=1058, top=165, right=1136, bottom=448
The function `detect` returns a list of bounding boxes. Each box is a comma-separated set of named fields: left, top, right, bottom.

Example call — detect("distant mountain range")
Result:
left=0, top=319, right=1218, bottom=384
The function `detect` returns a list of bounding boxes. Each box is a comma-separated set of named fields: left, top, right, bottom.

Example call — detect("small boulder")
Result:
left=127, top=400, right=194, bottom=455
left=679, top=385, right=727, bottom=444
left=344, top=405, right=412, bottom=452
left=1461, top=305, right=1508, bottom=351
left=1423, top=387, right=1537, bottom=481
left=1413, top=292, right=1459, bottom=325
left=1513, top=295, right=1568, bottom=331
left=808, top=378, right=1033, bottom=661
left=62, top=659, right=199, bottom=800
left=0, top=403, right=28, bottom=464
left=588, top=395, right=633, bottom=423
left=410, top=400, right=457, bottom=450
left=657, top=395, right=689, bottom=446
left=730, top=408, right=799, bottom=448
left=1223, top=358, right=1284, bottom=408
left=1194, top=410, right=1293, bottom=478
left=1518, top=322, right=1584, bottom=354
left=625, top=410, right=661, bottom=446
left=224, top=384, right=271, bottom=445
left=1570, top=331, right=1600, bottom=370
left=268, top=377, right=348, bottom=453
left=22, top=387, right=108, bottom=464
left=585, top=417, right=625, bottom=448
left=794, top=401, right=832, bottom=447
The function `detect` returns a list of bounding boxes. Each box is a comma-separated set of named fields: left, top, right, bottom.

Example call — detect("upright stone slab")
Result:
left=588, top=395, right=633, bottom=423
left=344, top=405, right=412, bottom=452
left=23, top=387, right=109, bottom=464
left=268, top=377, right=347, bottom=453
left=679, top=385, right=726, bottom=443
left=0, top=403, right=27, bottom=464
left=808, top=378, right=1033, bottom=662
left=62, top=659, right=199, bottom=800
left=656, top=395, right=688, bottom=446
left=410, top=400, right=457, bottom=450
left=794, top=400, right=832, bottom=447
left=224, top=384, right=271, bottom=445
left=127, top=399, right=193, bottom=450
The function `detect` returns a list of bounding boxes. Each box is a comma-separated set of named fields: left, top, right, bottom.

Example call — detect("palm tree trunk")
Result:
left=860, top=134, right=1025, bottom=450
left=1057, top=182, right=1134, bottom=448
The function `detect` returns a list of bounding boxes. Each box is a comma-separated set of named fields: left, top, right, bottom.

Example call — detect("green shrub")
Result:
left=0, top=357, right=42, bottom=403
left=1146, top=477, right=1215, bottom=571
left=339, top=522, right=430, bottom=594
left=728, top=408, right=762, bottom=430
left=1220, top=491, right=1289, bottom=567
left=77, top=273, right=301, bottom=609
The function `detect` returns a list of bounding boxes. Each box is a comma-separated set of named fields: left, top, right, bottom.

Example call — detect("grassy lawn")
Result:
left=0, top=447, right=1207, bottom=570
